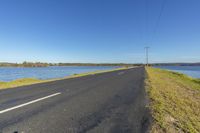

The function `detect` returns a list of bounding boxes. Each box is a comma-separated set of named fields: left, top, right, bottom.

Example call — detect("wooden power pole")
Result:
left=145, top=47, right=149, bottom=66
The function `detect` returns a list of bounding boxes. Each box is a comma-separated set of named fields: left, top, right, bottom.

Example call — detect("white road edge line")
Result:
left=0, top=92, right=61, bottom=114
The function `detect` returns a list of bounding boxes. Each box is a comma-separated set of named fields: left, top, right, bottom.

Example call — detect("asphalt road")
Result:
left=0, top=67, right=150, bottom=133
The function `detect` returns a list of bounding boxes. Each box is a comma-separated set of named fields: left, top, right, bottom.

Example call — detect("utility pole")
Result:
left=145, top=47, right=149, bottom=66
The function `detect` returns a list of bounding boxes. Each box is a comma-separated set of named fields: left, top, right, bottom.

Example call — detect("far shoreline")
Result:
left=0, top=62, right=142, bottom=67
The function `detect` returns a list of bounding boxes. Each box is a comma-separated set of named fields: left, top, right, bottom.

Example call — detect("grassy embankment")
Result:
left=146, top=67, right=200, bottom=133
left=0, top=67, right=129, bottom=90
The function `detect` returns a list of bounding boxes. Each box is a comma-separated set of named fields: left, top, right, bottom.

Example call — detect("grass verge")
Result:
left=146, top=67, right=200, bottom=133
left=0, top=67, right=130, bottom=90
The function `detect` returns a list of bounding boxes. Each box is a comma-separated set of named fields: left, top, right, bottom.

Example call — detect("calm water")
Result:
left=0, top=66, right=120, bottom=82
left=154, top=66, right=200, bottom=79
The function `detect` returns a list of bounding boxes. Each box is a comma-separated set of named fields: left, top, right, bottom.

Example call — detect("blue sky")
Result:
left=0, top=0, right=200, bottom=63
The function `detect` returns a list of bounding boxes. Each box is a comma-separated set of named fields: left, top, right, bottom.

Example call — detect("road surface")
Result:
left=0, top=67, right=150, bottom=133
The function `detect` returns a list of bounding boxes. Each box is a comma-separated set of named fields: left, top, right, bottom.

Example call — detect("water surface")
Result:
left=154, top=66, right=200, bottom=79
left=0, top=66, right=119, bottom=82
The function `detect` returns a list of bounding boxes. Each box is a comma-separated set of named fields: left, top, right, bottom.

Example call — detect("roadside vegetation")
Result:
left=0, top=78, right=43, bottom=90
left=0, top=67, right=129, bottom=90
left=146, top=67, right=200, bottom=133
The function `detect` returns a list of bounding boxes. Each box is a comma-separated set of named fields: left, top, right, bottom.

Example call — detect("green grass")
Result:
left=0, top=78, right=43, bottom=89
left=146, top=67, right=200, bottom=133
left=0, top=67, right=129, bottom=90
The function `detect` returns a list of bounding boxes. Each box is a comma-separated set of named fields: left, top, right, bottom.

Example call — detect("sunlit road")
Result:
left=0, top=67, right=149, bottom=133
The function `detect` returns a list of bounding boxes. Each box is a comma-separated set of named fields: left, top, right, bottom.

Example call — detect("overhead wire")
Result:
left=149, top=0, right=167, bottom=44
left=143, top=0, right=167, bottom=63
left=145, top=0, right=149, bottom=44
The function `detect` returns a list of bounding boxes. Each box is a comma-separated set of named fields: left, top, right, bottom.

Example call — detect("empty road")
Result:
left=0, top=67, right=149, bottom=133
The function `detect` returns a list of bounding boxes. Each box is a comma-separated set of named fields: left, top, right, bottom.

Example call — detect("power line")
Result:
left=143, top=0, right=166, bottom=65
left=150, top=0, right=167, bottom=43
left=145, top=0, right=149, bottom=44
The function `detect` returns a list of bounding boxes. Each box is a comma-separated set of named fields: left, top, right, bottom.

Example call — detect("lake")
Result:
left=0, top=66, right=120, bottom=82
left=154, top=66, right=200, bottom=79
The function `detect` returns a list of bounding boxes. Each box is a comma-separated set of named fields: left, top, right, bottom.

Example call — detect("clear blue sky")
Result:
left=0, top=0, right=200, bottom=63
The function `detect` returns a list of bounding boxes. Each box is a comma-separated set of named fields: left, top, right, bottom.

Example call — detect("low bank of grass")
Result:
left=0, top=67, right=129, bottom=90
left=0, top=78, right=43, bottom=90
left=146, top=67, right=200, bottom=133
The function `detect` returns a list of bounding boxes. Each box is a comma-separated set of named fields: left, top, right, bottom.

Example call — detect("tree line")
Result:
left=0, top=62, right=143, bottom=67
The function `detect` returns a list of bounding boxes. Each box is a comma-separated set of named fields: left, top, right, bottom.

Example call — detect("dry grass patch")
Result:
left=146, top=67, right=200, bottom=133
left=0, top=78, right=43, bottom=90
